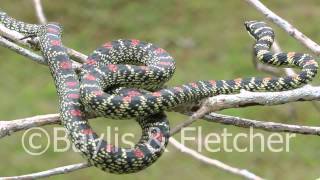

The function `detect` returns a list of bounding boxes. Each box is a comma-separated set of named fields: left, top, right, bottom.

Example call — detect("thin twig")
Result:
left=32, top=0, right=47, bottom=24
left=246, top=0, right=320, bottom=55
left=0, top=35, right=82, bottom=68
left=200, top=85, right=319, bottom=113
left=0, top=36, right=46, bottom=65
left=202, top=113, right=320, bottom=135
left=1, top=163, right=90, bottom=180
left=0, top=114, right=60, bottom=138
left=0, top=23, right=87, bottom=63
left=31, top=2, right=88, bottom=63
left=169, top=138, right=264, bottom=180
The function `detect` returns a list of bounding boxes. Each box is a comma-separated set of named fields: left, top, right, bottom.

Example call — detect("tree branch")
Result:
left=0, top=36, right=46, bottom=65
left=0, top=35, right=82, bottom=68
left=200, top=85, right=319, bottom=113
left=1, top=163, right=90, bottom=180
left=169, top=138, right=264, bottom=180
left=32, top=0, right=47, bottom=25
left=203, top=113, right=320, bottom=135
left=0, top=114, right=60, bottom=138
left=0, top=24, right=87, bottom=64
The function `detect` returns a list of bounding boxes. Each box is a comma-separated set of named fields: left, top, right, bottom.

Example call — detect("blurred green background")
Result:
left=1, top=0, right=320, bottom=179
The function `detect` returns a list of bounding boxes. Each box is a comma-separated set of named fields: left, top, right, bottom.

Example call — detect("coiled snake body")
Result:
left=0, top=11, right=318, bottom=174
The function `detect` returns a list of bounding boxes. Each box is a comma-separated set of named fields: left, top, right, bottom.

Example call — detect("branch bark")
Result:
left=1, top=163, right=90, bottom=180
left=33, top=0, right=47, bottom=25
left=200, top=85, right=319, bottom=114
left=169, top=138, right=264, bottom=180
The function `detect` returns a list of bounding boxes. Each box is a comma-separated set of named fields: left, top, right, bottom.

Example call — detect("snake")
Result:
left=0, top=11, right=318, bottom=174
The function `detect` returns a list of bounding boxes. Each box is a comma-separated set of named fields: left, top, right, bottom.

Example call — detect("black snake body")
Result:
left=0, top=11, right=318, bottom=174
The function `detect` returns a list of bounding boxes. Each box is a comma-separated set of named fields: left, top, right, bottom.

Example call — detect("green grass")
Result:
left=1, top=0, right=320, bottom=179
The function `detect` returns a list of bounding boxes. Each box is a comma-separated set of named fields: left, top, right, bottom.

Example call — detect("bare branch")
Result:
left=0, top=114, right=60, bottom=138
left=0, top=24, right=31, bottom=46
left=0, top=25, right=83, bottom=69
left=66, top=47, right=88, bottom=63
left=0, top=35, right=82, bottom=68
left=246, top=0, right=320, bottom=55
left=1, top=163, right=90, bottom=180
left=32, top=0, right=47, bottom=24
left=201, top=85, right=320, bottom=113
left=0, top=24, right=87, bottom=63
left=203, top=113, right=320, bottom=135
left=0, top=36, right=46, bottom=65
left=169, top=138, right=264, bottom=180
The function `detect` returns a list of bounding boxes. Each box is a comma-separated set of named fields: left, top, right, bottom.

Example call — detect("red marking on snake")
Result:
left=107, top=64, right=118, bottom=72
left=287, top=52, right=296, bottom=58
left=66, top=81, right=77, bottom=87
left=85, top=74, right=96, bottom=81
left=140, top=66, right=149, bottom=71
left=70, top=109, right=82, bottom=117
left=128, top=90, right=141, bottom=96
left=86, top=58, right=97, bottom=65
left=103, top=42, right=113, bottom=49
left=131, top=39, right=140, bottom=46
left=59, top=61, right=72, bottom=69
left=133, top=149, right=145, bottom=158
left=152, top=132, right=164, bottom=142
left=105, top=144, right=114, bottom=152
left=67, top=94, right=80, bottom=99
left=305, top=60, right=316, bottom=65
left=92, top=90, right=103, bottom=96
left=174, top=87, right=183, bottom=92
left=155, top=48, right=166, bottom=54
left=50, top=40, right=61, bottom=46
left=190, top=83, right=198, bottom=88
left=209, top=80, right=216, bottom=86
left=152, top=92, right=162, bottom=97
left=234, top=78, right=242, bottom=85
left=81, top=129, right=94, bottom=135
left=47, top=28, right=59, bottom=34
left=158, top=61, right=172, bottom=66
left=123, top=96, right=132, bottom=103
left=263, top=77, right=272, bottom=82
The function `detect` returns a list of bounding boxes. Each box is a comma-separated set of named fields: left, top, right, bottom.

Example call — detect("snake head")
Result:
left=244, top=21, right=274, bottom=40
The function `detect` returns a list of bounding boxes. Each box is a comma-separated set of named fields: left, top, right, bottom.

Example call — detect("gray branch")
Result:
left=203, top=113, right=320, bottom=135
left=201, top=85, right=319, bottom=113
left=32, top=0, right=47, bottom=25
left=1, top=163, right=90, bottom=180
left=169, top=138, right=264, bottom=180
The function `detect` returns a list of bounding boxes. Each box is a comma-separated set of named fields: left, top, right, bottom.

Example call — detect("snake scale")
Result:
left=0, top=11, right=318, bottom=174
